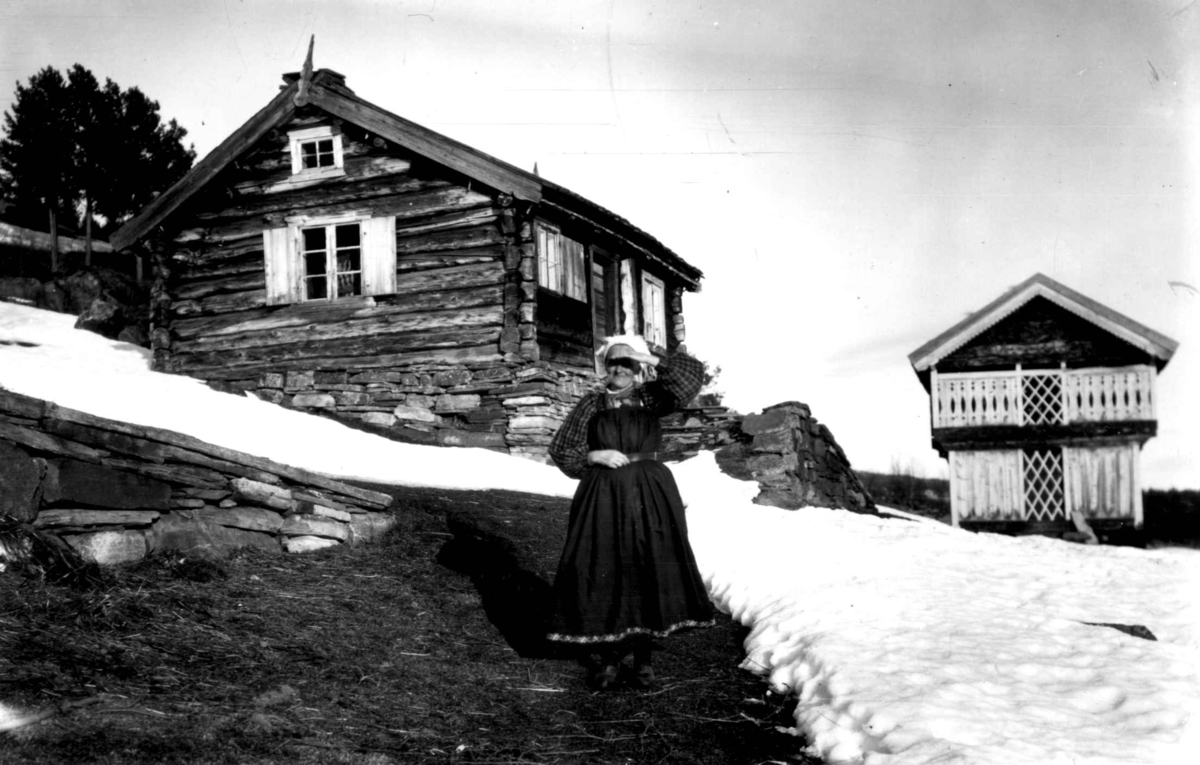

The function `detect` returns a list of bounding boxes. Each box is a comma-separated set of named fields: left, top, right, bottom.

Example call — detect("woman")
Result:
left=547, top=335, right=716, bottom=689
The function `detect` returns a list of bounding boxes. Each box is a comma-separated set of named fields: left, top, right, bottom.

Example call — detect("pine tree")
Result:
left=0, top=63, right=195, bottom=268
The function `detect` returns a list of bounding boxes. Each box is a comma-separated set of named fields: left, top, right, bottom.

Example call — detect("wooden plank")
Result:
left=0, top=221, right=113, bottom=254
left=230, top=155, right=414, bottom=197
left=172, top=283, right=503, bottom=340
left=171, top=289, right=268, bottom=317
left=172, top=326, right=502, bottom=369
left=172, top=305, right=503, bottom=355
left=201, top=172, right=435, bottom=222
left=179, top=344, right=504, bottom=378
left=175, top=272, right=265, bottom=301
left=395, top=225, right=505, bottom=255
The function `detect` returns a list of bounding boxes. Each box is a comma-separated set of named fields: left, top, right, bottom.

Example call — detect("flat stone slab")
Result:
left=203, top=507, right=285, bottom=533
left=283, top=535, right=341, bottom=554
left=281, top=514, right=350, bottom=541
left=35, top=508, right=161, bottom=527
left=63, top=530, right=147, bottom=565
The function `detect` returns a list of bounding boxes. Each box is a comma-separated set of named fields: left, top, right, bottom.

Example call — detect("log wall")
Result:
left=142, top=112, right=698, bottom=463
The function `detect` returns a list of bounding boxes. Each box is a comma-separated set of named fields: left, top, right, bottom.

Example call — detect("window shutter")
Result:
left=619, top=259, right=637, bottom=335
left=361, top=216, right=397, bottom=296
left=263, top=227, right=299, bottom=305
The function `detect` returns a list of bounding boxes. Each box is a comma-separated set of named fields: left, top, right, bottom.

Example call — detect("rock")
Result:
left=393, top=404, right=438, bottom=423
left=280, top=515, right=349, bottom=541
left=151, top=511, right=280, bottom=557
left=74, top=297, right=125, bottom=338
left=435, top=393, right=480, bottom=412
left=62, top=530, right=148, bottom=565
left=508, top=415, right=557, bottom=431
left=741, top=408, right=792, bottom=436
left=361, top=411, right=397, bottom=427
left=0, top=277, right=43, bottom=305
left=230, top=477, right=294, bottom=511
left=437, top=430, right=506, bottom=449
left=0, top=441, right=42, bottom=521
left=283, top=535, right=340, bottom=553
left=117, top=324, right=149, bottom=346
left=204, top=507, right=285, bottom=533
left=42, top=459, right=172, bottom=510
left=348, top=512, right=397, bottom=544
left=1082, top=622, right=1157, bottom=641
left=292, top=393, right=336, bottom=409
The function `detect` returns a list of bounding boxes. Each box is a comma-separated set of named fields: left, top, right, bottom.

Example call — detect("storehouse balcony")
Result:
left=931, top=366, right=1156, bottom=430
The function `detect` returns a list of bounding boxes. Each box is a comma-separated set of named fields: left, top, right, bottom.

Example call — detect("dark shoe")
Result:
left=631, top=662, right=655, bottom=689
left=590, top=663, right=620, bottom=690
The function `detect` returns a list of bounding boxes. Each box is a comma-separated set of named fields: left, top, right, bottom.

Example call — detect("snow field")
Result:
left=3, top=301, right=1197, bottom=764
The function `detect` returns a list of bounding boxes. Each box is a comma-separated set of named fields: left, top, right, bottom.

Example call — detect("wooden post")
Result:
left=84, top=196, right=93, bottom=267
left=48, top=207, right=60, bottom=274
left=929, top=366, right=939, bottom=429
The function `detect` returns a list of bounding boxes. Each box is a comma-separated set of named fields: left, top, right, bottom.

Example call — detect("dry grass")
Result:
left=0, top=485, right=818, bottom=764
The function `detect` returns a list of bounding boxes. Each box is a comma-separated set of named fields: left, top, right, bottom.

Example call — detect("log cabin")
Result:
left=110, top=68, right=702, bottom=462
left=908, top=274, right=1178, bottom=538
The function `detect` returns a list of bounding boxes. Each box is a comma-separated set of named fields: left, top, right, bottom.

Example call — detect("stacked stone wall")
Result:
left=220, top=362, right=596, bottom=464
left=662, top=401, right=875, bottom=514
left=0, top=390, right=394, bottom=566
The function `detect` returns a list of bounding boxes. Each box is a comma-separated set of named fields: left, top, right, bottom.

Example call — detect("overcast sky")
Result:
left=2, top=0, right=1197, bottom=488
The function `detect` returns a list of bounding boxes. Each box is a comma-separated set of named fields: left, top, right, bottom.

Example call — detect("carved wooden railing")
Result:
left=933, top=366, right=1155, bottom=429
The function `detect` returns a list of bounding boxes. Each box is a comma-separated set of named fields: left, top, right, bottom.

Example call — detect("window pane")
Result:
left=337, top=272, right=362, bottom=297
left=306, top=276, right=327, bottom=300
left=302, top=227, right=326, bottom=252
left=304, top=251, right=326, bottom=278
left=317, top=138, right=335, bottom=167
left=301, top=142, right=318, bottom=168
left=337, top=250, right=361, bottom=273
left=335, top=223, right=360, bottom=248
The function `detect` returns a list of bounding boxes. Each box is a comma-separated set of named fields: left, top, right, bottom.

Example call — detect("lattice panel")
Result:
left=1022, top=373, right=1063, bottom=425
left=1023, top=448, right=1065, bottom=521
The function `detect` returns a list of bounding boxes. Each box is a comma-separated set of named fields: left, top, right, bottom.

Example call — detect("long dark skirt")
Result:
left=547, top=407, right=715, bottom=645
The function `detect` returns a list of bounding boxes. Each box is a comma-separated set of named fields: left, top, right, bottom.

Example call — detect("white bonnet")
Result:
left=594, top=334, right=651, bottom=369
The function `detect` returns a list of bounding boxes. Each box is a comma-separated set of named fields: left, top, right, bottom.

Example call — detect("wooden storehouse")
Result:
left=111, top=68, right=702, bottom=462
left=908, top=274, right=1178, bottom=536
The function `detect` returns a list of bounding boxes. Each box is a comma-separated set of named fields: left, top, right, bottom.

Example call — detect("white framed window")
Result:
left=641, top=272, right=667, bottom=348
left=536, top=223, right=587, bottom=301
left=288, top=125, right=345, bottom=180
left=263, top=215, right=396, bottom=305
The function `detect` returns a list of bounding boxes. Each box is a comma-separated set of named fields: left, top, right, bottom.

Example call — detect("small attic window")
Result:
left=289, top=125, right=344, bottom=179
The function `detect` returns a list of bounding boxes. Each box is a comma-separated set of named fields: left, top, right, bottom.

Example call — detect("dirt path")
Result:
left=1, top=483, right=817, bottom=764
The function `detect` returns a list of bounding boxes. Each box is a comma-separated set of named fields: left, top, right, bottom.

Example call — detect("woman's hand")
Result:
left=587, top=449, right=629, bottom=469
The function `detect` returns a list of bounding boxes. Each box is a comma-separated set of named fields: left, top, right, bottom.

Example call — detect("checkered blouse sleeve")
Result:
left=549, top=392, right=601, bottom=479
left=642, top=353, right=705, bottom=417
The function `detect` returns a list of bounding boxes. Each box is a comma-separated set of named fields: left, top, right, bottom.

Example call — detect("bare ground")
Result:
left=1, top=484, right=818, bottom=765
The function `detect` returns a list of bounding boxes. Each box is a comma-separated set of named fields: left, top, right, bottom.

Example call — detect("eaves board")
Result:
left=908, top=273, right=1178, bottom=374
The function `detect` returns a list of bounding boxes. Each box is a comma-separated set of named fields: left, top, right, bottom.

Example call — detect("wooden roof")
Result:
left=908, top=273, right=1179, bottom=373
left=110, top=69, right=702, bottom=289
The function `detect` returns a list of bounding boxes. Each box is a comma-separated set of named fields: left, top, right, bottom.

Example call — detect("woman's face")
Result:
left=605, top=344, right=638, bottom=390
